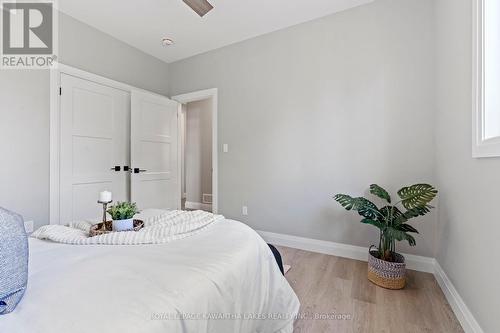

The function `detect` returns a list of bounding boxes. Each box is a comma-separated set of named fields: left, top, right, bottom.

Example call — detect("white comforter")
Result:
left=30, top=210, right=221, bottom=245
left=0, top=213, right=300, bottom=333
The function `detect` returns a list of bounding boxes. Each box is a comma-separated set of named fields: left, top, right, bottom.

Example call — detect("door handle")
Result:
left=110, top=166, right=121, bottom=172
left=133, top=168, right=147, bottom=174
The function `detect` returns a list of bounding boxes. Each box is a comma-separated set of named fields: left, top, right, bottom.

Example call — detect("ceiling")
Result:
left=60, top=0, right=373, bottom=64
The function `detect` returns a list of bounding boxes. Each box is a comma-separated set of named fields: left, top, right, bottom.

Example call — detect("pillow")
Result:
left=0, top=207, right=28, bottom=314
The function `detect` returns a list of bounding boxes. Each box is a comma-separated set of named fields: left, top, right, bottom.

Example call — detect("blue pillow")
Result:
left=0, top=207, right=28, bottom=314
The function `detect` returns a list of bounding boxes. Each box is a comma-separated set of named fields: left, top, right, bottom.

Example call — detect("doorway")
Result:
left=172, top=89, right=218, bottom=214
left=51, top=65, right=180, bottom=224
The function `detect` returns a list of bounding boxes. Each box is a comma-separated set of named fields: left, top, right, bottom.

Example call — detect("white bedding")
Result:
left=0, top=212, right=300, bottom=333
left=30, top=210, right=221, bottom=245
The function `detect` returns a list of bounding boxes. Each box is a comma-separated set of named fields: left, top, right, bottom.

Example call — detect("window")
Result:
left=473, top=0, right=500, bottom=157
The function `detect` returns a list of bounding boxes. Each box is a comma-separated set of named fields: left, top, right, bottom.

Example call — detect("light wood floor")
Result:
left=277, top=246, right=464, bottom=333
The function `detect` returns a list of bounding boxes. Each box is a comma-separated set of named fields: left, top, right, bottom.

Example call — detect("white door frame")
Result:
left=171, top=89, right=219, bottom=214
left=50, top=63, right=174, bottom=224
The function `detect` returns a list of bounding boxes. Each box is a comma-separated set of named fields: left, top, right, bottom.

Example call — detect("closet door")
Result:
left=60, top=74, right=130, bottom=223
left=131, top=90, right=180, bottom=210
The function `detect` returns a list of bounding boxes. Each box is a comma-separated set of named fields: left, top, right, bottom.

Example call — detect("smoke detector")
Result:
left=162, top=38, right=174, bottom=46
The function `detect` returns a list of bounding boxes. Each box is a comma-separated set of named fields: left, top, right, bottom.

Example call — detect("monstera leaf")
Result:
left=379, top=205, right=403, bottom=223
left=334, top=195, right=381, bottom=219
left=394, top=206, right=432, bottom=225
left=370, top=184, right=391, bottom=203
left=398, top=224, right=419, bottom=233
left=361, top=218, right=386, bottom=230
left=333, top=194, right=355, bottom=209
left=397, top=184, right=437, bottom=210
left=384, top=227, right=416, bottom=246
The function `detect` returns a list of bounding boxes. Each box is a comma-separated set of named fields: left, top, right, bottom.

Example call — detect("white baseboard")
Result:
left=257, top=230, right=484, bottom=333
left=434, top=262, right=484, bottom=333
left=185, top=201, right=212, bottom=211
left=257, top=230, right=435, bottom=273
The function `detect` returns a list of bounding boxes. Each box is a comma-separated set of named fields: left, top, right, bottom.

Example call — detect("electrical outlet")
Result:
left=242, top=206, right=248, bottom=216
left=24, top=220, right=34, bottom=233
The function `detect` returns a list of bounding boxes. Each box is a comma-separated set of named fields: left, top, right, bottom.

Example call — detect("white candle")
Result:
left=99, top=191, right=112, bottom=202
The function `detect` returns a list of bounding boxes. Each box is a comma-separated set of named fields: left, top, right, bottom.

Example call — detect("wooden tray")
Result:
left=89, top=219, right=144, bottom=237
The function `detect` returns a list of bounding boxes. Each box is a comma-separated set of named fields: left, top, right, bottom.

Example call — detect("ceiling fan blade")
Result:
left=182, top=0, right=214, bottom=17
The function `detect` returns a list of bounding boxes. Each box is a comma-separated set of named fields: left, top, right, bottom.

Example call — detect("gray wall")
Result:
left=0, top=13, right=169, bottom=229
left=169, top=0, right=437, bottom=257
left=59, top=13, right=169, bottom=96
left=0, top=71, right=50, bottom=229
left=435, top=0, right=499, bottom=331
left=185, top=99, right=213, bottom=204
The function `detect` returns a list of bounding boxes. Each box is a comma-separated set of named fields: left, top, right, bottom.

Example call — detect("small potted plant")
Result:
left=107, top=202, right=139, bottom=232
left=334, top=184, right=437, bottom=289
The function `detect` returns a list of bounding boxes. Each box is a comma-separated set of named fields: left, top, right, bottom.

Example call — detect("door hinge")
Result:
left=59, top=87, right=62, bottom=95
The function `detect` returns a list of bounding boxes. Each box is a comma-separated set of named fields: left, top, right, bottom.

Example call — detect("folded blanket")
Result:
left=31, top=210, right=222, bottom=245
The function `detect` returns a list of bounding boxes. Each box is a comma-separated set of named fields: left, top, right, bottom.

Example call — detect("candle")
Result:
left=99, top=191, right=112, bottom=202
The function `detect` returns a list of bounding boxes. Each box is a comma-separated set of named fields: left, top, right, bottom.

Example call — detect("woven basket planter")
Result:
left=367, top=247, right=406, bottom=290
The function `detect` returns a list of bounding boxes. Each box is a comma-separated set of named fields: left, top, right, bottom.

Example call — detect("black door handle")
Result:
left=133, top=168, right=147, bottom=174
left=110, top=166, right=121, bottom=172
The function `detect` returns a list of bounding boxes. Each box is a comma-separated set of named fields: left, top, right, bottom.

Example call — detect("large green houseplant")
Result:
left=334, top=184, right=437, bottom=289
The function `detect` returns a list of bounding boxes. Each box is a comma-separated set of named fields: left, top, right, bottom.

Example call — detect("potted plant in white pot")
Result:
left=334, top=184, right=437, bottom=289
left=107, top=202, right=139, bottom=232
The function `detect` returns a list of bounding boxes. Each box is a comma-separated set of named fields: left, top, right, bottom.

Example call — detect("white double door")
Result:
left=59, top=74, right=179, bottom=224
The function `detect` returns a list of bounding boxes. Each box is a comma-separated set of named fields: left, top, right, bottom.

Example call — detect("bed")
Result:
left=0, top=210, right=300, bottom=333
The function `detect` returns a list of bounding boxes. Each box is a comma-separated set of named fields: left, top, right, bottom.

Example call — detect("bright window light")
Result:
left=473, top=0, right=500, bottom=157
left=484, top=0, right=500, bottom=140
